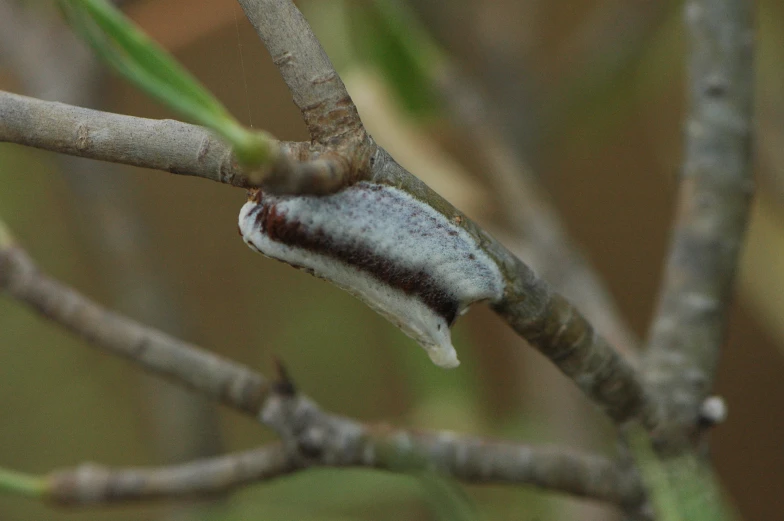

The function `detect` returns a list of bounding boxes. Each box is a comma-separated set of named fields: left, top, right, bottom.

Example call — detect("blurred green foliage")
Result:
left=345, top=0, right=441, bottom=118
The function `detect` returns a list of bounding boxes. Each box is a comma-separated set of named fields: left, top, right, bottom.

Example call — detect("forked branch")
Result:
left=0, top=233, right=643, bottom=507
left=0, top=90, right=348, bottom=195
left=45, top=445, right=296, bottom=504
left=38, top=439, right=642, bottom=506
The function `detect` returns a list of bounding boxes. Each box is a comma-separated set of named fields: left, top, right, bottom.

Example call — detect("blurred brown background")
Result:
left=1, top=0, right=782, bottom=520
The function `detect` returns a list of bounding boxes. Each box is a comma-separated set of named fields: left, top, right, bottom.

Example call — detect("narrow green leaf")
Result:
left=348, top=0, right=441, bottom=117
left=0, top=467, right=45, bottom=498
left=77, top=0, right=227, bottom=115
left=368, top=0, right=446, bottom=74
left=628, top=426, right=683, bottom=521
left=59, top=0, right=274, bottom=167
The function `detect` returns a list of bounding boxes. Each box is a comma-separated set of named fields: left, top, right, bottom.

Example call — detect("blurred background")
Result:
left=0, top=0, right=782, bottom=520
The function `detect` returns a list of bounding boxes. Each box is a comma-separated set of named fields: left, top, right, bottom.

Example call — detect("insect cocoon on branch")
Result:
left=238, top=182, right=504, bottom=368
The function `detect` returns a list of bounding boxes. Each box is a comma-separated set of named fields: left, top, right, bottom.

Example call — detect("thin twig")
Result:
left=28, top=430, right=645, bottom=507
left=0, top=243, right=270, bottom=415
left=174, top=0, right=657, bottom=426
left=0, top=94, right=655, bottom=425
left=262, top=393, right=645, bottom=506
left=45, top=444, right=297, bottom=504
left=370, top=150, right=659, bottom=426
left=0, top=90, right=346, bottom=195
left=235, top=0, right=373, bottom=190
left=0, top=236, right=644, bottom=506
left=235, top=0, right=362, bottom=143
left=644, top=0, right=755, bottom=442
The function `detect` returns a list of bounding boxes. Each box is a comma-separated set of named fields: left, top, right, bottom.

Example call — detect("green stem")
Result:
left=627, top=425, right=682, bottom=521
left=0, top=467, right=46, bottom=497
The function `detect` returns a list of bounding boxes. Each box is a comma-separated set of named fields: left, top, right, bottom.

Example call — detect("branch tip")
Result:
left=0, top=466, right=45, bottom=498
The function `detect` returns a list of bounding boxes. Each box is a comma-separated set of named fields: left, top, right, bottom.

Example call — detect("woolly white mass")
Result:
left=238, top=182, right=503, bottom=368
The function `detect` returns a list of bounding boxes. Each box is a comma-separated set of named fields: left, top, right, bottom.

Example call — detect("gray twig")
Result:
left=46, top=445, right=296, bottom=504
left=0, top=91, right=347, bottom=195
left=235, top=0, right=375, bottom=190
left=0, top=236, right=643, bottom=506
left=235, top=0, right=362, bottom=144
left=370, top=150, right=658, bottom=426
left=0, top=93, right=655, bottom=427
left=644, top=0, right=755, bottom=443
left=41, top=430, right=644, bottom=506
left=0, top=243, right=269, bottom=415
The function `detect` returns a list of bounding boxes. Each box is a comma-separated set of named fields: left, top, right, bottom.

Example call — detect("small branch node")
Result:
left=311, top=71, right=337, bottom=86
left=272, top=51, right=294, bottom=67
left=698, top=395, right=727, bottom=427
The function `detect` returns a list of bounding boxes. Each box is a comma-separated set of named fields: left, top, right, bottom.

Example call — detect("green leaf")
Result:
left=348, top=0, right=442, bottom=117
left=0, top=467, right=45, bottom=498
left=59, top=0, right=274, bottom=167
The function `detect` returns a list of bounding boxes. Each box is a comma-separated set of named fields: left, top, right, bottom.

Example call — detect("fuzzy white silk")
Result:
left=239, top=182, right=503, bottom=368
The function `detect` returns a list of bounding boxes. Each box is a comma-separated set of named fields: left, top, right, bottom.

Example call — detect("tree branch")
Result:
left=0, top=231, right=644, bottom=506
left=37, top=433, right=643, bottom=507
left=235, top=0, right=362, bottom=143
left=644, top=0, right=755, bottom=441
left=0, top=90, right=347, bottom=195
left=370, top=151, right=659, bottom=427
left=186, top=0, right=656, bottom=426
left=0, top=241, right=270, bottom=415
left=0, top=86, right=656, bottom=425
left=45, top=444, right=296, bottom=504
left=260, top=393, right=645, bottom=506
